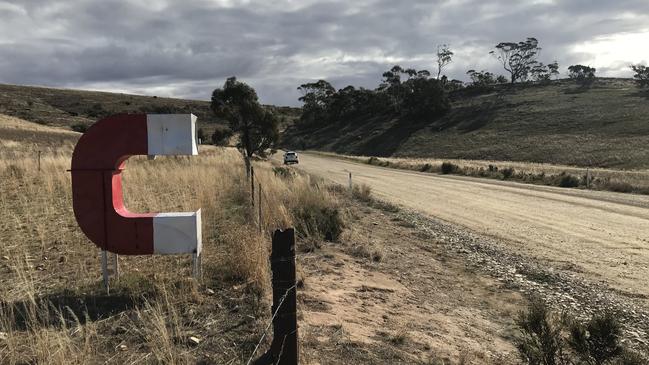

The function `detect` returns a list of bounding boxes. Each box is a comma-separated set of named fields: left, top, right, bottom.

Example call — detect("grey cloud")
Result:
left=0, top=0, right=647, bottom=106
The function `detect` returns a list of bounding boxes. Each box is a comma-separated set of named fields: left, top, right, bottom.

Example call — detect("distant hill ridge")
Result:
left=0, top=83, right=300, bottom=139
left=284, top=78, right=649, bottom=169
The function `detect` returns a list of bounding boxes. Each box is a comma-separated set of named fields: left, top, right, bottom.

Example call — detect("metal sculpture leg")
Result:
left=101, top=250, right=109, bottom=293
left=113, top=253, right=119, bottom=282
left=192, top=252, right=202, bottom=280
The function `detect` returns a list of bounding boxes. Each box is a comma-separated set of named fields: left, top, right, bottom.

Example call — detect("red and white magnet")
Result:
left=70, top=114, right=201, bottom=256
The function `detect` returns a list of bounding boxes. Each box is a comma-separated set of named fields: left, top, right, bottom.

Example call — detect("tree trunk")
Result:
left=244, top=155, right=251, bottom=179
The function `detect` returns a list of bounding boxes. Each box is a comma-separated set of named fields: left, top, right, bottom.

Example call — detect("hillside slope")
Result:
left=284, top=78, right=649, bottom=169
left=0, top=84, right=300, bottom=138
left=0, top=113, right=79, bottom=152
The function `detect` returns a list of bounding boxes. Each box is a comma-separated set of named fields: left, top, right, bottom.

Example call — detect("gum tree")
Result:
left=211, top=77, right=279, bottom=174
left=490, top=37, right=541, bottom=83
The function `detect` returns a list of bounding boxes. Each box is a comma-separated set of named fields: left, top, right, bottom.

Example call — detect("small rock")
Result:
left=35, top=264, right=45, bottom=271
left=1, top=256, right=8, bottom=261
left=0, top=332, right=7, bottom=341
left=118, top=344, right=128, bottom=351
left=206, top=288, right=215, bottom=295
left=189, top=336, right=201, bottom=346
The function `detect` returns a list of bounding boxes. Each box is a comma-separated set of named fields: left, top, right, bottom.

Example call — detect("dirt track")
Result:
left=286, top=152, right=649, bottom=305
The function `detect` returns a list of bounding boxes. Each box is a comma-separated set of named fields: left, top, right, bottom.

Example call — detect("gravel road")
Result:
left=285, top=152, right=649, bottom=307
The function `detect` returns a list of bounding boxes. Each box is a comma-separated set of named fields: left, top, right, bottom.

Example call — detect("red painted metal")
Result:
left=71, top=114, right=155, bottom=255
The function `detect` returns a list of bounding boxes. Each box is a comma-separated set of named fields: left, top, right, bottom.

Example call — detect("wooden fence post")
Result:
left=38, top=151, right=41, bottom=172
left=253, top=228, right=298, bottom=365
left=348, top=172, right=352, bottom=191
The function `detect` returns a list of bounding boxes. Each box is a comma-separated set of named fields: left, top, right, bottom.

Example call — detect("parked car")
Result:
left=283, top=151, right=299, bottom=165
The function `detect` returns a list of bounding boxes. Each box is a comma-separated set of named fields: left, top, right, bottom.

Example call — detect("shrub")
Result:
left=347, top=244, right=383, bottom=262
left=293, top=206, right=343, bottom=241
left=441, top=162, right=458, bottom=174
left=291, top=186, right=344, bottom=242
left=352, top=183, right=372, bottom=202
left=516, top=300, right=635, bottom=365
left=272, top=166, right=294, bottom=179
left=420, top=163, right=434, bottom=172
left=367, top=156, right=388, bottom=166
left=618, top=349, right=647, bottom=365
left=603, top=180, right=633, bottom=193
left=211, top=125, right=233, bottom=146
left=516, top=298, right=566, bottom=365
left=568, top=312, right=622, bottom=365
left=557, top=173, right=580, bottom=188
left=85, top=103, right=105, bottom=118
left=71, top=123, right=89, bottom=133
left=501, top=167, right=515, bottom=179
left=5, top=164, right=24, bottom=178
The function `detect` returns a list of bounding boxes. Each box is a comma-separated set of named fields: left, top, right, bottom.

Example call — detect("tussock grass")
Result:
left=0, top=141, right=337, bottom=363
left=320, top=152, right=649, bottom=195
left=516, top=299, right=647, bottom=365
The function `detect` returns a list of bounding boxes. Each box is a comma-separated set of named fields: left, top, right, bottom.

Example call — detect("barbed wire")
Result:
left=245, top=284, right=297, bottom=365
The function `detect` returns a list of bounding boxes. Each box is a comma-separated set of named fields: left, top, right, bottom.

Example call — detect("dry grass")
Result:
left=0, top=138, right=338, bottom=363
left=318, top=152, right=649, bottom=195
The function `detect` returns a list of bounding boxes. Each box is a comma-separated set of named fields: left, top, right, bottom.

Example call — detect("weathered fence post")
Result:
left=37, top=150, right=41, bottom=172
left=251, top=166, right=255, bottom=207
left=348, top=172, right=352, bottom=191
left=253, top=228, right=298, bottom=365
left=586, top=168, right=591, bottom=189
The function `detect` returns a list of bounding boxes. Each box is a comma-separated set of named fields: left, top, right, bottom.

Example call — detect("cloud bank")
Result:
left=0, top=0, right=647, bottom=105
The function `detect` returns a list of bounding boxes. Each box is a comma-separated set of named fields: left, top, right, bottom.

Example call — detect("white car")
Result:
left=283, top=151, right=299, bottom=165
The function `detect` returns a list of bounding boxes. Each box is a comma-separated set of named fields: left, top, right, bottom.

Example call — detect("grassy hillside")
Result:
left=0, top=84, right=300, bottom=139
left=284, top=78, right=649, bottom=169
left=0, top=113, right=79, bottom=144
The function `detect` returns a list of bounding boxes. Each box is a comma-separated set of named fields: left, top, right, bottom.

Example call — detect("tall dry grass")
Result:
left=0, top=143, right=339, bottom=364
left=319, top=152, right=649, bottom=194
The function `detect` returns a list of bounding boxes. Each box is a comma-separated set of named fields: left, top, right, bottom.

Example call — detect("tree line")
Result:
left=207, top=38, right=649, bottom=159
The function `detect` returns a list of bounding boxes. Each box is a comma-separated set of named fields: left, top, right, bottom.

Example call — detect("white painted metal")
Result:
left=147, top=114, right=198, bottom=156
left=192, top=252, right=202, bottom=279
left=152, top=209, right=202, bottom=255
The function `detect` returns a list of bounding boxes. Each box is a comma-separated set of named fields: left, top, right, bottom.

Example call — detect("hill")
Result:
left=0, top=113, right=79, bottom=153
left=0, top=83, right=300, bottom=139
left=283, top=78, right=649, bottom=169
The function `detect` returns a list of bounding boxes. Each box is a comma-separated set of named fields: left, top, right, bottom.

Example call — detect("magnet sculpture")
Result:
left=70, top=114, right=202, bottom=289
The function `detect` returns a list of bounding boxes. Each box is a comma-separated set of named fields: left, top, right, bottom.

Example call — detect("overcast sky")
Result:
left=1, top=0, right=648, bottom=106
